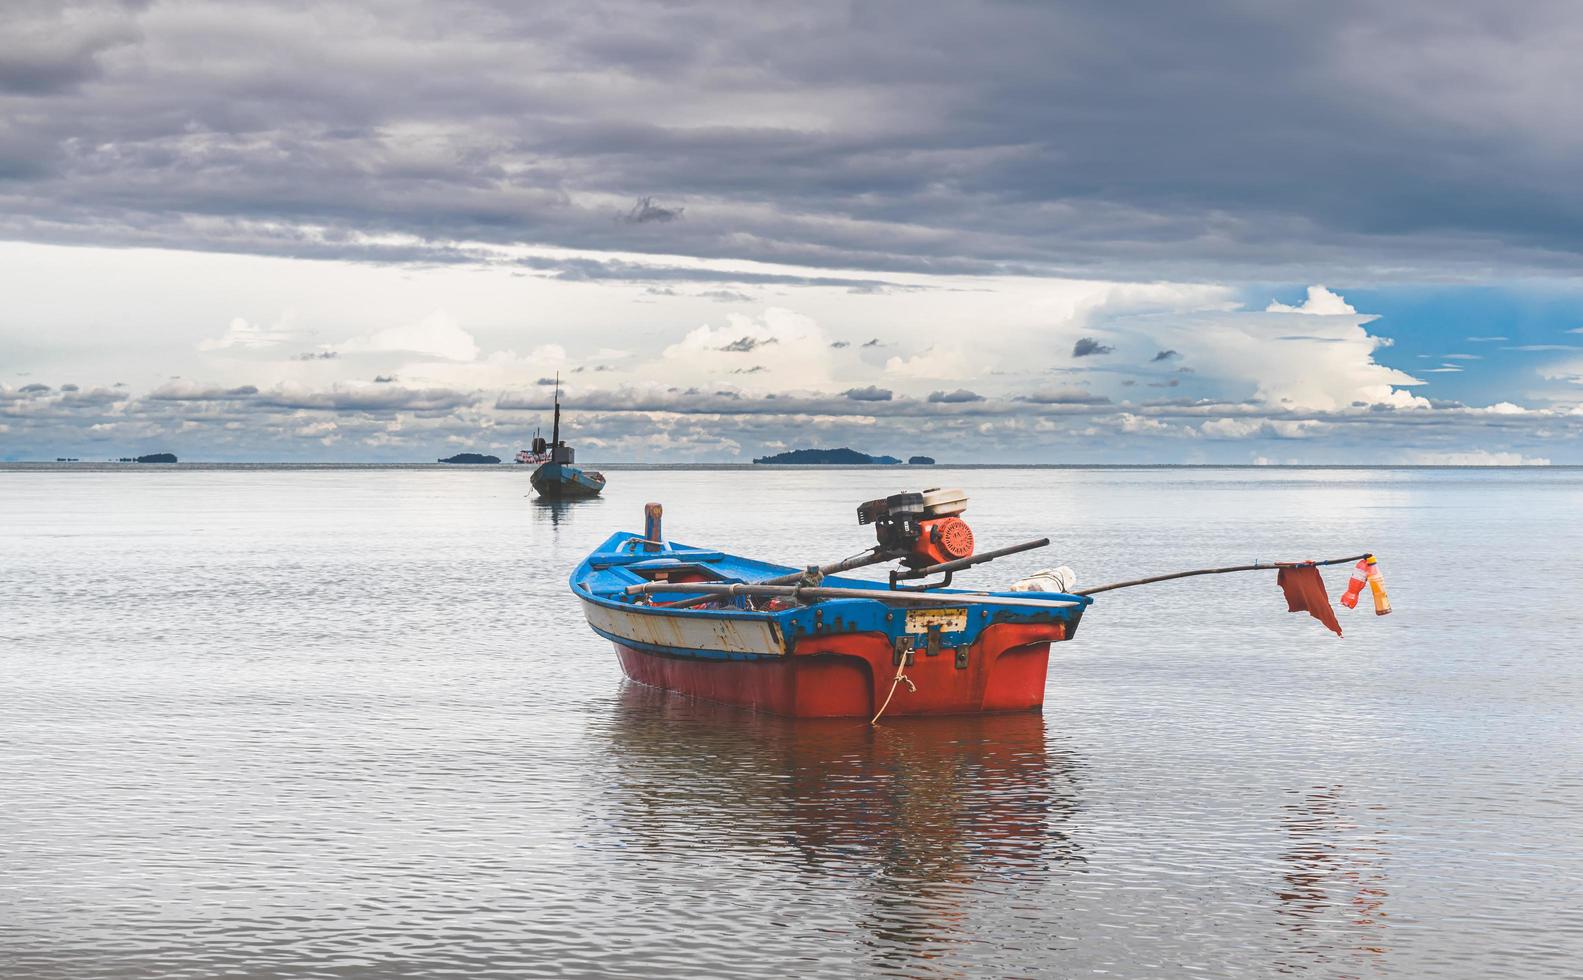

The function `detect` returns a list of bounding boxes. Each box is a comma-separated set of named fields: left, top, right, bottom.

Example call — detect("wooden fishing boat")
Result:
left=528, top=377, right=605, bottom=499
left=573, top=491, right=1383, bottom=720
left=574, top=538, right=1088, bottom=718
left=573, top=493, right=1091, bottom=719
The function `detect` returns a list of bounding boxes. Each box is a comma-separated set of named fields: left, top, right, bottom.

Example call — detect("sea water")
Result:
left=2, top=465, right=1580, bottom=978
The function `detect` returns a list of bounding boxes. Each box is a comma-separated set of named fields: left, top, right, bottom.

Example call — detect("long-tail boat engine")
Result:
left=857, top=488, right=975, bottom=569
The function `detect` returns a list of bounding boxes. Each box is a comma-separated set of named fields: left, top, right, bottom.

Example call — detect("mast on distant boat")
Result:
left=546, top=372, right=576, bottom=465
left=552, top=372, right=562, bottom=449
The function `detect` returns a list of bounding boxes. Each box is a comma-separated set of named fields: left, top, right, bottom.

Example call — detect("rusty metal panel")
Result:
left=904, top=607, right=967, bottom=633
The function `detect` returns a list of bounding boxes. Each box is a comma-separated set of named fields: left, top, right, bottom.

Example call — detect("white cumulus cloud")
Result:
left=1128, top=286, right=1426, bottom=411
left=885, top=346, right=985, bottom=380
left=661, top=308, right=835, bottom=390
left=1265, top=285, right=1357, bottom=315
left=335, top=310, right=479, bottom=361
left=1200, top=418, right=1328, bottom=439
left=198, top=315, right=295, bottom=351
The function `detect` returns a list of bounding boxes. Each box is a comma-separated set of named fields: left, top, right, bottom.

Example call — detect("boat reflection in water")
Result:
left=1275, top=784, right=1392, bottom=974
left=588, top=684, right=1085, bottom=965
left=529, top=494, right=602, bottom=530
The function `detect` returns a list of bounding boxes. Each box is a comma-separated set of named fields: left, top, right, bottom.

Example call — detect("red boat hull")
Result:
left=611, top=622, right=1067, bottom=718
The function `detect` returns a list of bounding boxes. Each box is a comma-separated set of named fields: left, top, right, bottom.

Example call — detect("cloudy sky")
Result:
left=4, top=0, right=1582, bottom=463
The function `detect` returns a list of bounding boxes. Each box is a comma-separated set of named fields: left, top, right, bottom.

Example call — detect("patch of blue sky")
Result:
left=1262, top=284, right=1583, bottom=405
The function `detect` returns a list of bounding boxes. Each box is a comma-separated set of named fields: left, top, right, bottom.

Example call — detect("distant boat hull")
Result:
left=531, top=462, right=606, bottom=498
left=573, top=532, right=1089, bottom=719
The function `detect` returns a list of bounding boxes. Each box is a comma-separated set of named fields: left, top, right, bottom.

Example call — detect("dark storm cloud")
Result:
left=927, top=389, right=985, bottom=403
left=499, top=389, right=686, bottom=415
left=251, top=386, right=477, bottom=412
left=621, top=197, right=683, bottom=224
left=4, top=1, right=1583, bottom=280
left=146, top=383, right=259, bottom=401
left=494, top=386, right=1039, bottom=419
left=720, top=336, right=777, bottom=353
left=1014, top=388, right=1111, bottom=406
left=0, top=1, right=141, bottom=96
left=843, top=385, right=893, bottom=401
left=1152, top=350, right=1181, bottom=362
left=510, top=254, right=905, bottom=290
left=1072, top=338, right=1113, bottom=358
left=138, top=380, right=475, bottom=413
left=59, top=386, right=128, bottom=406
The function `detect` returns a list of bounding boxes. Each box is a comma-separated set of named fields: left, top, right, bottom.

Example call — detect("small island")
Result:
left=130, top=453, right=178, bottom=464
left=908, top=456, right=936, bottom=465
left=752, top=447, right=902, bottom=465
left=438, top=453, right=501, bottom=464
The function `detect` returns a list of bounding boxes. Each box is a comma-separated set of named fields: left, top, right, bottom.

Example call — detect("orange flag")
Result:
left=1277, top=565, right=1343, bottom=637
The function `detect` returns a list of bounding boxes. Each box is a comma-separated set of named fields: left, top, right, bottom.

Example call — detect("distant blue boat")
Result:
left=529, top=377, right=605, bottom=499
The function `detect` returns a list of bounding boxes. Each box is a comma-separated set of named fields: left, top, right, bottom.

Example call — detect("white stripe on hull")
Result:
left=579, top=598, right=786, bottom=657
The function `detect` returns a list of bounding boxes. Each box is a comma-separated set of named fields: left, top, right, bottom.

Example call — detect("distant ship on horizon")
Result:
left=514, top=429, right=551, bottom=466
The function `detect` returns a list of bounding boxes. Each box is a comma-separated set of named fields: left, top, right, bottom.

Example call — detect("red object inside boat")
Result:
left=653, top=569, right=714, bottom=584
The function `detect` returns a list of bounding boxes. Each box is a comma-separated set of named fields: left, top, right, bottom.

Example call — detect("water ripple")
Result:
left=2, top=468, right=1581, bottom=977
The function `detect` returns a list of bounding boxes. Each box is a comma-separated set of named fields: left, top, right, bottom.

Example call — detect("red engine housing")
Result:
left=910, top=516, right=975, bottom=566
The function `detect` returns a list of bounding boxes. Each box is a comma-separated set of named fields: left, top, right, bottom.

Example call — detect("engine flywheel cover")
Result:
left=937, top=517, right=974, bottom=559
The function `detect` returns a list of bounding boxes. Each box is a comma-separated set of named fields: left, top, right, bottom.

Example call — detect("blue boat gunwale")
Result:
left=570, top=530, right=1094, bottom=628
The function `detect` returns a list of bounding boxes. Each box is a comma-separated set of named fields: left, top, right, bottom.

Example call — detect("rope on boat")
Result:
left=869, top=657, right=916, bottom=726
